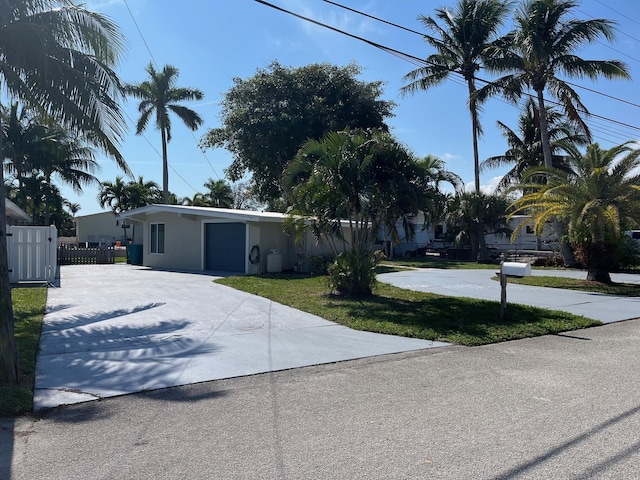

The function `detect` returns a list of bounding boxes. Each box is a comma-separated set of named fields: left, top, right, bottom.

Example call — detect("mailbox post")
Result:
left=499, top=261, right=532, bottom=321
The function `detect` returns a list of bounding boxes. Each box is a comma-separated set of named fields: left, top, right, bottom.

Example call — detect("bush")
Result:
left=309, top=254, right=335, bottom=275
left=328, top=247, right=382, bottom=296
left=613, top=236, right=640, bottom=270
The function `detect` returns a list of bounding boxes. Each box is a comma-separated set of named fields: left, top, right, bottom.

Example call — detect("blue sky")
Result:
left=69, top=0, right=640, bottom=215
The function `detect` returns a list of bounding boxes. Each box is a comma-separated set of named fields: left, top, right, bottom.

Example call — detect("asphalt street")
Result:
left=4, top=318, right=640, bottom=479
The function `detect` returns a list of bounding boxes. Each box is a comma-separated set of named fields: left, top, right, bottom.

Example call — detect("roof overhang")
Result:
left=116, top=204, right=287, bottom=224
left=5, top=198, right=31, bottom=223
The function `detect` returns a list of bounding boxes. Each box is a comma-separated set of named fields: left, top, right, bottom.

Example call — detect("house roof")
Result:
left=5, top=198, right=31, bottom=223
left=116, top=204, right=288, bottom=223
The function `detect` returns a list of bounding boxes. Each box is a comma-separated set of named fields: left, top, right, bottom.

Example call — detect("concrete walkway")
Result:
left=378, top=268, right=640, bottom=323
left=34, top=265, right=447, bottom=411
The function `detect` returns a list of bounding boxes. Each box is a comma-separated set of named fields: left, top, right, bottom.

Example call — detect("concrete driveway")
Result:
left=34, top=265, right=447, bottom=411
left=378, top=268, right=640, bottom=323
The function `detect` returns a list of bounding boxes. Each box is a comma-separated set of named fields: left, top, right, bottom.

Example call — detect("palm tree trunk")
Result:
left=468, top=82, right=487, bottom=263
left=0, top=112, right=20, bottom=385
left=536, top=89, right=576, bottom=267
left=161, top=128, right=169, bottom=204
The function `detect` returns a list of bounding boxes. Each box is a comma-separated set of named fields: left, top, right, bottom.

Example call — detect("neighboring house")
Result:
left=117, top=204, right=345, bottom=274
left=75, top=211, right=141, bottom=246
left=485, top=215, right=556, bottom=252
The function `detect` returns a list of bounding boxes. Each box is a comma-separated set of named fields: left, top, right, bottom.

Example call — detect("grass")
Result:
left=0, top=287, right=47, bottom=417
left=501, top=275, right=640, bottom=297
left=215, top=273, right=599, bottom=347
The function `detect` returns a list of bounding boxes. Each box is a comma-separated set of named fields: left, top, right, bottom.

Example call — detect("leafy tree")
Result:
left=402, top=0, right=510, bottom=193
left=510, top=142, right=640, bottom=283
left=125, top=63, right=204, bottom=204
left=203, top=178, right=233, bottom=208
left=230, top=181, right=263, bottom=211
left=0, top=0, right=129, bottom=384
left=445, top=192, right=511, bottom=262
left=285, top=129, right=438, bottom=295
left=200, top=61, right=395, bottom=206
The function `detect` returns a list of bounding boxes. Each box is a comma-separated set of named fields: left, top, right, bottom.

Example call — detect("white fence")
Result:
left=7, top=225, right=58, bottom=283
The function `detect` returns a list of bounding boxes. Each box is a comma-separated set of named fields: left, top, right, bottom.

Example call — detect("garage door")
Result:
left=205, top=222, right=246, bottom=272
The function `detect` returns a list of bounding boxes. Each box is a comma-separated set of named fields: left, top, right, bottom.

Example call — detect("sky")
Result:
left=64, top=0, right=640, bottom=215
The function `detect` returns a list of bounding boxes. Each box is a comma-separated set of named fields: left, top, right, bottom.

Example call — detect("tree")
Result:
left=203, top=178, right=233, bottom=208
left=125, top=63, right=204, bottom=204
left=481, top=0, right=630, bottom=266
left=200, top=62, right=395, bottom=206
left=509, top=142, right=640, bottom=283
left=284, top=129, right=437, bottom=295
left=98, top=176, right=161, bottom=213
left=482, top=98, right=588, bottom=192
left=0, top=0, right=129, bottom=385
left=402, top=0, right=510, bottom=193
left=483, top=0, right=629, bottom=170
left=445, top=192, right=511, bottom=262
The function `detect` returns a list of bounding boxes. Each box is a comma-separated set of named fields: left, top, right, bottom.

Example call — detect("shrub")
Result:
left=328, top=247, right=382, bottom=296
left=309, top=254, right=335, bottom=275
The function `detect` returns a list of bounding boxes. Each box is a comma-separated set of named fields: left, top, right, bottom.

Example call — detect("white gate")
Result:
left=7, top=225, right=58, bottom=283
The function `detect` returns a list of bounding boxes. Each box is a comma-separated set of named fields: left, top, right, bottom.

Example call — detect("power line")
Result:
left=321, top=0, right=640, bottom=115
left=256, top=0, right=640, bottom=141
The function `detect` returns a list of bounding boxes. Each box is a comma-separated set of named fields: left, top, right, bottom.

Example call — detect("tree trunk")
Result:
left=0, top=115, right=20, bottom=385
left=161, top=129, right=169, bottom=204
left=586, top=268, right=612, bottom=284
left=537, top=89, right=576, bottom=267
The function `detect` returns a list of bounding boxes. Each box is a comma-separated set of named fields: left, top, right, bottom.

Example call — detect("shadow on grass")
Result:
left=315, top=291, right=598, bottom=346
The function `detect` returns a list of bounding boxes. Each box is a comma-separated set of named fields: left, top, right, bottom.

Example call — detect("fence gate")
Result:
left=7, top=225, right=58, bottom=283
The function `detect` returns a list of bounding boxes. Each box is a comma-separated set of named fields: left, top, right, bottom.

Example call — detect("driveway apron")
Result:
left=34, top=265, right=447, bottom=411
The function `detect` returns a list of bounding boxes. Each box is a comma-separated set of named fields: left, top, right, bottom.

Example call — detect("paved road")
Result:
left=4, top=319, right=640, bottom=479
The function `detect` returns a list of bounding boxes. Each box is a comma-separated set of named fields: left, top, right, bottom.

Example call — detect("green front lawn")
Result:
left=215, top=273, right=599, bottom=347
left=0, top=287, right=47, bottom=417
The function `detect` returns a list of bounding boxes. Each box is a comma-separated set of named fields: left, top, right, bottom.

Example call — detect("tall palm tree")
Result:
left=0, top=0, right=129, bottom=384
left=482, top=0, right=629, bottom=170
left=203, top=178, right=233, bottom=208
left=125, top=63, right=204, bottom=204
left=510, top=142, right=640, bottom=283
left=401, top=0, right=511, bottom=193
left=482, top=98, right=588, bottom=192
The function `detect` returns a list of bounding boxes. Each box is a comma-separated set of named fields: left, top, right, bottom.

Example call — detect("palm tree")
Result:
left=203, top=178, right=233, bottom=208
left=446, top=191, right=511, bottom=262
left=180, top=192, right=212, bottom=207
left=482, top=0, right=629, bottom=170
left=510, top=142, right=640, bottom=283
left=482, top=98, right=588, bottom=192
left=125, top=63, right=204, bottom=203
left=98, top=176, right=131, bottom=214
left=401, top=0, right=511, bottom=193
left=0, top=0, right=129, bottom=384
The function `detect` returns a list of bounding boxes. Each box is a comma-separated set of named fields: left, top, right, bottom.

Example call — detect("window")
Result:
left=150, top=223, right=165, bottom=254
left=526, top=225, right=535, bottom=235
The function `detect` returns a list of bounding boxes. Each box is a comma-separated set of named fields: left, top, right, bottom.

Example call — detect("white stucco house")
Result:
left=75, top=211, right=142, bottom=246
left=116, top=205, right=343, bottom=274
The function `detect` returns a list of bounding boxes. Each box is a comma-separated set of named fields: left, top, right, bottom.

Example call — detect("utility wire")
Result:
left=324, top=0, right=640, bottom=111
left=256, top=0, right=640, bottom=136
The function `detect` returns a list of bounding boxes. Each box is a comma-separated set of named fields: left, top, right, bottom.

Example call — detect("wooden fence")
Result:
left=57, top=245, right=116, bottom=265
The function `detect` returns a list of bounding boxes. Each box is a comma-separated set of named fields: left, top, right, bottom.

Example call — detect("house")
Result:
left=485, top=215, right=556, bottom=252
left=116, top=204, right=343, bottom=274
left=75, top=211, right=142, bottom=246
